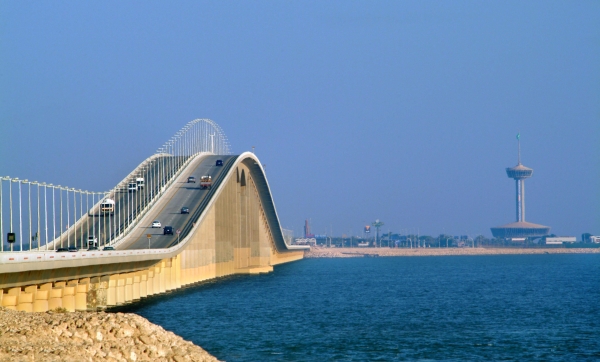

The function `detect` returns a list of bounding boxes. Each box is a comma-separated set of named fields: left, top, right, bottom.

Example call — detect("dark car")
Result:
left=164, top=226, right=174, bottom=235
left=187, top=176, right=196, bottom=183
left=215, top=160, right=223, bottom=166
left=181, top=207, right=190, bottom=214
left=102, top=246, right=115, bottom=251
left=56, top=247, right=69, bottom=252
left=68, top=246, right=78, bottom=252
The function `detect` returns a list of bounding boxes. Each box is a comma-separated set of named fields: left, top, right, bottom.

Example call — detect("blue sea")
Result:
left=114, top=255, right=600, bottom=361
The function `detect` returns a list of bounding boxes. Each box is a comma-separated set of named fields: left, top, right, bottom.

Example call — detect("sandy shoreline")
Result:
left=304, top=247, right=600, bottom=258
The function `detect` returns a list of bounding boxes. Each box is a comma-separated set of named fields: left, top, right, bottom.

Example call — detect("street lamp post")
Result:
left=0, top=177, right=3, bottom=252
left=18, top=179, right=23, bottom=251
left=27, top=180, right=32, bottom=251
left=372, top=219, right=384, bottom=248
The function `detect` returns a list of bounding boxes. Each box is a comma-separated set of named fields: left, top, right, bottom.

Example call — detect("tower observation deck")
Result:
left=491, top=134, right=550, bottom=240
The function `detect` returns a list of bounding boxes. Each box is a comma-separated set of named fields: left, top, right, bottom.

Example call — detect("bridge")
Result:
left=0, top=119, right=307, bottom=312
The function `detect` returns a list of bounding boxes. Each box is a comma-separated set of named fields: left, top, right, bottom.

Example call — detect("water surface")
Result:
left=114, top=254, right=600, bottom=361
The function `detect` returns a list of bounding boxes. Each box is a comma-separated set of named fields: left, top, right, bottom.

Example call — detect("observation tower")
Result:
left=490, top=134, right=550, bottom=240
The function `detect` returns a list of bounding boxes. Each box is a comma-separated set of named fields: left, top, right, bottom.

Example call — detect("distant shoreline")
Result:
left=304, top=247, right=600, bottom=258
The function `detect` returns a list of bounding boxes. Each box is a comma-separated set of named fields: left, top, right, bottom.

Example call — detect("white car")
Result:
left=151, top=221, right=161, bottom=228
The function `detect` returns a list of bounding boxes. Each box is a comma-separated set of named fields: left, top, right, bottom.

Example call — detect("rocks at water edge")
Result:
left=0, top=307, right=219, bottom=362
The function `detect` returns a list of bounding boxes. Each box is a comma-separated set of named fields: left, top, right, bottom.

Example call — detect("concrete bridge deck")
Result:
left=0, top=151, right=307, bottom=312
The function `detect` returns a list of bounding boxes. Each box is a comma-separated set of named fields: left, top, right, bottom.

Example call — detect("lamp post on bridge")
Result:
left=84, top=190, right=89, bottom=249
left=57, top=185, right=63, bottom=248
left=17, top=178, right=23, bottom=252
left=49, top=184, right=55, bottom=250
left=33, top=181, right=40, bottom=250
left=66, top=186, right=71, bottom=248
left=26, top=180, right=32, bottom=251
left=42, top=183, right=48, bottom=251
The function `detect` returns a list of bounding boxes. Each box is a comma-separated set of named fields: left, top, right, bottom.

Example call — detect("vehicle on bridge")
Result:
left=128, top=182, right=138, bottom=192
left=136, top=177, right=145, bottom=189
left=181, top=207, right=189, bottom=214
left=100, top=199, right=115, bottom=215
left=216, top=159, right=223, bottom=166
left=87, top=235, right=98, bottom=248
left=200, top=175, right=212, bottom=189
left=152, top=221, right=161, bottom=228
left=164, top=226, right=174, bottom=235
left=187, top=176, right=196, bottom=183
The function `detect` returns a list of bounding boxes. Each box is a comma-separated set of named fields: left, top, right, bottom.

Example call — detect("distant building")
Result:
left=304, top=220, right=315, bottom=238
left=491, top=135, right=550, bottom=240
left=295, top=238, right=317, bottom=246
left=590, top=236, right=600, bottom=243
left=544, top=236, right=576, bottom=245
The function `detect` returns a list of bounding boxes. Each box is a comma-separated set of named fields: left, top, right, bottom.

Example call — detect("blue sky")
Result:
left=1, top=1, right=598, bottom=238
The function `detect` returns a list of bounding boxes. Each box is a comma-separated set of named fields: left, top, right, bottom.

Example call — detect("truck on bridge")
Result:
left=128, top=177, right=145, bottom=192
left=200, top=176, right=212, bottom=190
left=100, top=198, right=115, bottom=215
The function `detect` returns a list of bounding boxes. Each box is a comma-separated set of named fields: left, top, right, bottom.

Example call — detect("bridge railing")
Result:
left=1, top=119, right=231, bottom=252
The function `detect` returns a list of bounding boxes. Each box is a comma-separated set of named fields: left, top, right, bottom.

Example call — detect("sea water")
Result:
left=114, top=254, right=600, bottom=361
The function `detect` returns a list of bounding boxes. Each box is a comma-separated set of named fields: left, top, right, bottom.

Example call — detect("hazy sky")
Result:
left=1, top=1, right=598, bottom=238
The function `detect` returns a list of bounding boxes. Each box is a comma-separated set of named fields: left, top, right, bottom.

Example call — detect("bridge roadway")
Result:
left=46, top=155, right=181, bottom=250
left=47, top=153, right=229, bottom=251
left=119, top=154, right=235, bottom=250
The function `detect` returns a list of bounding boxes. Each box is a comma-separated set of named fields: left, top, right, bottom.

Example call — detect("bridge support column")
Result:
left=107, top=276, right=118, bottom=306
left=75, top=283, right=89, bottom=311
left=139, top=272, right=147, bottom=298
left=86, top=277, right=101, bottom=310
left=163, top=259, right=172, bottom=292
left=116, top=275, right=125, bottom=305
left=3, top=287, right=20, bottom=311
left=37, top=283, right=53, bottom=312
left=133, top=273, right=141, bottom=301
left=48, top=287, right=63, bottom=310
left=18, top=285, right=38, bottom=312
left=2, top=292, right=17, bottom=311
left=124, top=274, right=133, bottom=303
left=94, top=276, right=109, bottom=310
left=146, top=270, right=154, bottom=296
left=157, top=265, right=165, bottom=294
left=62, top=286, right=76, bottom=312
left=175, top=255, right=182, bottom=289
left=33, top=290, right=49, bottom=312
left=39, top=283, right=53, bottom=291
left=17, top=292, right=33, bottom=312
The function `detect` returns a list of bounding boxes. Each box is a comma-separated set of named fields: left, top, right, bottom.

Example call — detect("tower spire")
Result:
left=517, top=133, right=521, bottom=165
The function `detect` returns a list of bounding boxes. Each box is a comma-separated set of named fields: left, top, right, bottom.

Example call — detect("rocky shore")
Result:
left=305, top=247, right=600, bottom=258
left=0, top=308, right=218, bottom=362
